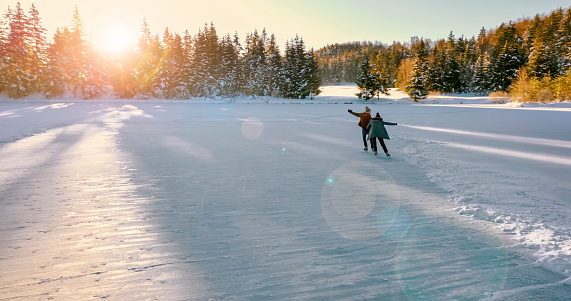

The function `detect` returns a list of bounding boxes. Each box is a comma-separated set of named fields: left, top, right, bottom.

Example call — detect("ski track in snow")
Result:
left=1, top=86, right=570, bottom=300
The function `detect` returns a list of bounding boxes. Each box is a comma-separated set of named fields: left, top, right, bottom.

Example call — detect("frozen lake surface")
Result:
left=1, top=87, right=570, bottom=300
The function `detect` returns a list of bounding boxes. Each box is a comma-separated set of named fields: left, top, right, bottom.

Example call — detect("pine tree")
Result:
left=134, top=18, right=154, bottom=97
left=60, top=6, right=106, bottom=99
left=45, top=28, right=69, bottom=98
left=355, top=55, right=377, bottom=100
left=490, top=22, right=525, bottom=92
left=5, top=3, right=31, bottom=98
left=266, top=33, right=282, bottom=97
left=26, top=4, right=46, bottom=95
left=159, top=28, right=174, bottom=99
left=557, top=8, right=571, bottom=73
left=69, top=5, right=87, bottom=97
left=282, top=36, right=311, bottom=99
left=204, top=23, right=220, bottom=97
left=370, top=48, right=392, bottom=97
left=253, top=29, right=270, bottom=96
left=443, top=32, right=461, bottom=93
left=0, top=9, right=8, bottom=93
left=189, top=24, right=217, bottom=97
left=437, top=32, right=461, bottom=93
left=81, top=50, right=108, bottom=99
left=218, top=33, right=239, bottom=96
left=303, top=48, right=321, bottom=99
left=243, top=29, right=268, bottom=96
left=528, top=14, right=559, bottom=79
left=405, top=39, right=429, bottom=101
left=169, top=33, right=187, bottom=99
left=231, top=32, right=245, bottom=96
left=528, top=28, right=551, bottom=78
left=147, top=33, right=165, bottom=97
left=472, top=50, right=491, bottom=95
left=179, top=30, right=194, bottom=98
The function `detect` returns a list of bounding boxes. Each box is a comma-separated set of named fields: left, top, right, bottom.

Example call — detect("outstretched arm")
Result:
left=383, top=121, right=397, bottom=126
left=348, top=109, right=361, bottom=117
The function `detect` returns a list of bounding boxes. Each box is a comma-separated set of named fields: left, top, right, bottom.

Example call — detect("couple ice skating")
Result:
left=348, top=106, right=397, bottom=157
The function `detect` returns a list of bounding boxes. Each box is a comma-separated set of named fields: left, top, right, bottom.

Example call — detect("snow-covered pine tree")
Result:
left=371, top=48, right=393, bottom=97
left=179, top=30, right=194, bottom=98
left=528, top=30, right=551, bottom=78
left=189, top=23, right=221, bottom=98
left=477, top=27, right=492, bottom=55
left=5, top=3, right=31, bottom=98
left=527, top=15, right=558, bottom=79
left=147, top=33, right=165, bottom=97
left=0, top=6, right=10, bottom=94
left=255, top=29, right=271, bottom=96
left=431, top=32, right=461, bottom=94
left=472, top=49, right=491, bottom=95
left=189, top=26, right=208, bottom=97
left=266, top=33, right=282, bottom=97
left=218, top=34, right=232, bottom=96
left=26, top=3, right=47, bottom=95
left=489, top=22, right=525, bottom=92
left=218, top=33, right=240, bottom=97
left=204, top=23, right=221, bottom=97
left=355, top=55, right=377, bottom=100
left=81, top=50, right=108, bottom=99
left=405, top=39, right=429, bottom=101
left=55, top=6, right=106, bottom=99
left=457, top=35, right=477, bottom=93
left=170, top=33, right=187, bottom=99
left=231, top=32, right=245, bottom=96
left=304, top=48, right=321, bottom=99
left=44, top=28, right=68, bottom=98
left=69, top=5, right=87, bottom=98
left=281, top=35, right=313, bottom=99
left=243, top=29, right=267, bottom=96
left=427, top=41, right=444, bottom=92
left=160, top=28, right=178, bottom=99
left=385, top=43, right=408, bottom=90
left=557, top=8, right=571, bottom=74
left=280, top=39, right=294, bottom=98
left=544, top=8, right=563, bottom=75
left=443, top=32, right=461, bottom=93
left=134, top=18, right=159, bottom=98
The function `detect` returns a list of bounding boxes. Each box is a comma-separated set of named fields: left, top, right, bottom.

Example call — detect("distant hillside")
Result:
left=316, top=6, right=571, bottom=101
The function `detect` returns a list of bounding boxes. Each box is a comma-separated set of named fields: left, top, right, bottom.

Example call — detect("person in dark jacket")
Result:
left=367, top=112, right=397, bottom=156
left=348, top=106, right=372, bottom=151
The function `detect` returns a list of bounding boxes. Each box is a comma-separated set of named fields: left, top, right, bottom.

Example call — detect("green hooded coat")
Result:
left=366, top=117, right=397, bottom=140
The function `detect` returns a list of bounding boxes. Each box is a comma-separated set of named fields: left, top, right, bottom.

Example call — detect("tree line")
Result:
left=317, top=7, right=571, bottom=102
left=0, top=3, right=321, bottom=99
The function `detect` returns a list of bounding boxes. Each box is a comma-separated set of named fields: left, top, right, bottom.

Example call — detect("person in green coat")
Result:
left=366, top=112, right=397, bottom=156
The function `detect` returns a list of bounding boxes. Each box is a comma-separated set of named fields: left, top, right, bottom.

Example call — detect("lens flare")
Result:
left=241, top=117, right=264, bottom=140
left=321, top=161, right=401, bottom=241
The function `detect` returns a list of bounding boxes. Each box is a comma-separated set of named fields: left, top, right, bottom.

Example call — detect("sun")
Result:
left=102, top=24, right=136, bottom=52
left=91, top=15, right=138, bottom=54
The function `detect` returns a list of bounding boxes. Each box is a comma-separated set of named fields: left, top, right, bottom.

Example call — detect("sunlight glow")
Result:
left=91, top=13, right=138, bottom=54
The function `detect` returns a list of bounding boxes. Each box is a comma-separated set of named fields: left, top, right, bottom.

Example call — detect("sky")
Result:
left=2, top=0, right=570, bottom=52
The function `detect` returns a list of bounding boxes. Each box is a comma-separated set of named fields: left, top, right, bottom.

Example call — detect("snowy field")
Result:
left=1, top=85, right=570, bottom=300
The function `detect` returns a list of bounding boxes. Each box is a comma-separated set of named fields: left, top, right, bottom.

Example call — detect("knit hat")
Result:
left=375, top=112, right=380, bottom=118
left=365, top=106, right=371, bottom=112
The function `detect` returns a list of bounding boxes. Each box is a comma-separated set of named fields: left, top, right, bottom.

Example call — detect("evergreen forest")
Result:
left=2, top=2, right=571, bottom=102
left=0, top=3, right=321, bottom=100
left=317, top=7, right=571, bottom=102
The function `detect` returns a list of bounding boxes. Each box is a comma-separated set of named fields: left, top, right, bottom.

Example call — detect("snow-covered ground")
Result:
left=0, top=85, right=570, bottom=300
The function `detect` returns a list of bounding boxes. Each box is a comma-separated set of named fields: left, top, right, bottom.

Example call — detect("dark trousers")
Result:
left=362, top=128, right=369, bottom=147
left=370, top=137, right=388, bottom=153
